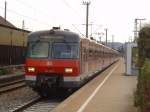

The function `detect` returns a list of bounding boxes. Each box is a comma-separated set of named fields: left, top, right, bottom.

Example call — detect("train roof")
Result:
left=80, top=37, right=119, bottom=54
left=28, top=29, right=119, bottom=54
left=28, top=29, right=80, bottom=42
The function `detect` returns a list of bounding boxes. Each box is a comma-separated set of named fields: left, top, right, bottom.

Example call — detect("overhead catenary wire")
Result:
left=15, top=0, right=86, bottom=32
left=14, top=0, right=51, bottom=21
left=0, top=0, right=94, bottom=35
left=72, top=24, right=84, bottom=36
left=61, top=0, right=84, bottom=22
left=0, top=5, right=50, bottom=28
left=89, top=24, right=102, bottom=36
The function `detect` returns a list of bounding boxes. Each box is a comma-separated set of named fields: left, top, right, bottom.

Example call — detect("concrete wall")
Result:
left=0, top=24, right=30, bottom=65
left=0, top=25, right=29, bottom=46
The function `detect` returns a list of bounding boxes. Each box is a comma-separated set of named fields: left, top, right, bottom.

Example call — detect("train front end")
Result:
left=25, top=29, right=81, bottom=92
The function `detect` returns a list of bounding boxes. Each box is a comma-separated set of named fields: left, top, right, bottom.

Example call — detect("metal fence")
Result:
left=0, top=45, right=26, bottom=65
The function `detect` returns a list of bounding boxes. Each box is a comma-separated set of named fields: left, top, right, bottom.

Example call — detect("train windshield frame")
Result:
left=52, top=42, right=79, bottom=59
left=27, top=41, right=49, bottom=58
left=27, top=42, right=79, bottom=59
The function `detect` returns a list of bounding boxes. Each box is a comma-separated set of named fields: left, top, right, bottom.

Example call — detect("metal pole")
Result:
left=134, top=18, right=146, bottom=42
left=90, top=22, right=93, bottom=37
left=10, top=30, right=13, bottom=64
left=104, top=29, right=108, bottom=46
left=139, top=19, right=145, bottom=30
left=4, top=1, right=7, bottom=21
left=83, top=1, right=91, bottom=38
left=22, top=20, right=25, bottom=30
left=99, top=36, right=101, bottom=42
left=112, top=35, right=114, bottom=49
left=134, top=19, right=138, bottom=42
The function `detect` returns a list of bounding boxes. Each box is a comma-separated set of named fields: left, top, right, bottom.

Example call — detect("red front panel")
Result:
left=25, top=59, right=80, bottom=77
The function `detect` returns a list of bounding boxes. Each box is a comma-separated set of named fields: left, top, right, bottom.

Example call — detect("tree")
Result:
left=136, top=24, right=150, bottom=112
left=138, top=25, right=150, bottom=67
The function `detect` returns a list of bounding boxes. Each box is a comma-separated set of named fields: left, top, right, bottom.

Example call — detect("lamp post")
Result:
left=134, top=18, right=146, bottom=42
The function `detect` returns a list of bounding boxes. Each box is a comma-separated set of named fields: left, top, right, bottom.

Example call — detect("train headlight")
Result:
left=65, top=68, right=73, bottom=73
left=27, top=67, right=35, bottom=72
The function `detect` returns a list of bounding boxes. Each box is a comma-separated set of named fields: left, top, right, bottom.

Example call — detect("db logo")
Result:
left=47, top=61, right=52, bottom=66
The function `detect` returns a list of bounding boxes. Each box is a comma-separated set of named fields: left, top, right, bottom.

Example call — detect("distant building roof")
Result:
left=0, top=16, right=16, bottom=28
left=0, top=16, right=30, bottom=33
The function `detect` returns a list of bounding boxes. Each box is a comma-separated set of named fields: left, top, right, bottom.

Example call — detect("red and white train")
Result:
left=25, top=28, right=119, bottom=96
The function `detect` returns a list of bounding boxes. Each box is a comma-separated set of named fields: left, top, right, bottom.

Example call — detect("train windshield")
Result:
left=52, top=43, right=79, bottom=59
left=27, top=42, right=49, bottom=58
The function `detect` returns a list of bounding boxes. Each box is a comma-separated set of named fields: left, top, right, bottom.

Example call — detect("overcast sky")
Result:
left=0, top=0, right=149, bottom=42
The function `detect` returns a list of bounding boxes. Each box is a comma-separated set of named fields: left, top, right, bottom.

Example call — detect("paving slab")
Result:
left=51, top=59, right=137, bottom=112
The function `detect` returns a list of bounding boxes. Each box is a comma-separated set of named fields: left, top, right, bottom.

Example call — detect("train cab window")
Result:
left=27, top=42, right=49, bottom=58
left=52, top=43, right=79, bottom=59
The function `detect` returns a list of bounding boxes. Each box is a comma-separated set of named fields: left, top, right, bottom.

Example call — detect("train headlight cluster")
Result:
left=65, top=68, right=73, bottom=73
left=27, top=67, right=35, bottom=72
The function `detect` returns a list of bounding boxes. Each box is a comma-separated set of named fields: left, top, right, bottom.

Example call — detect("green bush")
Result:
left=136, top=25, right=150, bottom=112
left=136, top=59, right=150, bottom=111
left=138, top=26, right=150, bottom=67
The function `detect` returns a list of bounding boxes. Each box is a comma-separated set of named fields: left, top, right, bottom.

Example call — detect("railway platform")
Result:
left=51, top=59, right=138, bottom=112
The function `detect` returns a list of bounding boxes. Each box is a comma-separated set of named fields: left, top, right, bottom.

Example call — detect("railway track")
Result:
left=0, top=79, right=26, bottom=94
left=10, top=96, right=61, bottom=112
left=10, top=89, right=73, bottom=112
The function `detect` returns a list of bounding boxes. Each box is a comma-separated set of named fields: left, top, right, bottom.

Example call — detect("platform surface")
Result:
left=51, top=59, right=137, bottom=112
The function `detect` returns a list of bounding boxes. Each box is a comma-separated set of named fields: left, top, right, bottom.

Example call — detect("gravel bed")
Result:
left=0, top=86, right=39, bottom=112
